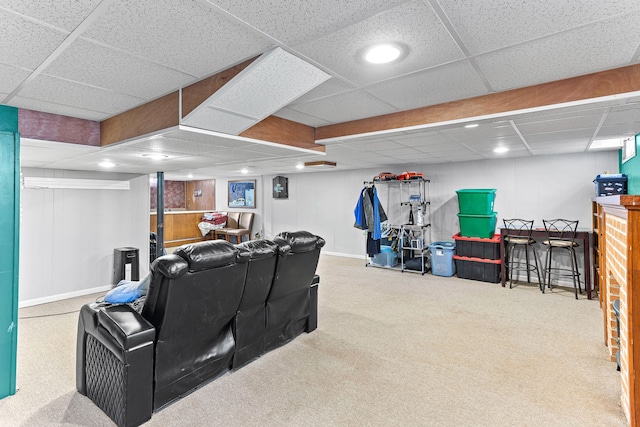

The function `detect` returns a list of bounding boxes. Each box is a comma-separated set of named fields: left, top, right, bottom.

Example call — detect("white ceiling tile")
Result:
left=273, top=107, right=332, bottom=127
left=603, top=105, right=640, bottom=126
left=0, top=0, right=102, bottom=31
left=290, top=78, right=356, bottom=105
left=294, top=0, right=464, bottom=86
left=440, top=0, right=640, bottom=55
left=0, top=63, right=31, bottom=94
left=210, top=0, right=407, bottom=45
left=365, top=61, right=488, bottom=110
left=0, top=9, right=68, bottom=69
left=183, top=47, right=330, bottom=134
left=43, top=38, right=196, bottom=99
left=81, top=0, right=273, bottom=77
left=8, top=96, right=108, bottom=121
left=596, top=124, right=640, bottom=138
left=18, top=74, right=145, bottom=116
left=289, top=90, right=395, bottom=123
left=476, top=10, right=640, bottom=91
left=516, top=115, right=602, bottom=135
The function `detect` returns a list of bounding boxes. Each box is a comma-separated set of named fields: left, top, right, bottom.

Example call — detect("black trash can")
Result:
left=112, top=247, right=140, bottom=285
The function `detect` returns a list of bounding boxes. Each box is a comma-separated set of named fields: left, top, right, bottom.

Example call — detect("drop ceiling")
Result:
left=3, top=0, right=640, bottom=180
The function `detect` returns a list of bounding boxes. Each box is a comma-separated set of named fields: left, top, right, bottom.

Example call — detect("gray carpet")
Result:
left=0, top=255, right=626, bottom=426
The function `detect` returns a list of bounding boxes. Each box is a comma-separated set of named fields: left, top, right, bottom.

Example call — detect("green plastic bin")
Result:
left=456, top=189, right=496, bottom=215
left=457, top=212, right=498, bottom=238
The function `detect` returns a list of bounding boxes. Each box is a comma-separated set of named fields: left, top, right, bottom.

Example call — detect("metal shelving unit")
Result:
left=365, top=178, right=431, bottom=274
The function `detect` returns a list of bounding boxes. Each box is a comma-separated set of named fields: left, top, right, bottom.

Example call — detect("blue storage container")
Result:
left=429, top=241, right=456, bottom=277
left=371, top=246, right=398, bottom=267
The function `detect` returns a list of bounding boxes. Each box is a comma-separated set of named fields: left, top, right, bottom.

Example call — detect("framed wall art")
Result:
left=228, top=180, right=256, bottom=208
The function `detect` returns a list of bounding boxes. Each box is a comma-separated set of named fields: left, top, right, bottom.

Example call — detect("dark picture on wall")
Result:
left=228, top=180, right=256, bottom=208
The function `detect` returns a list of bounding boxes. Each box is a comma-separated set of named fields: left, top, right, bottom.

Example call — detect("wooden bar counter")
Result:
left=150, top=210, right=209, bottom=248
left=595, top=195, right=640, bottom=426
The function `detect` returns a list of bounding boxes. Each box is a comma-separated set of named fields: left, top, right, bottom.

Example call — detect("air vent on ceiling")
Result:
left=182, top=47, right=330, bottom=135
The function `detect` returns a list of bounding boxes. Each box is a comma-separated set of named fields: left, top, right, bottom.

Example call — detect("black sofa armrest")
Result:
left=77, top=303, right=155, bottom=427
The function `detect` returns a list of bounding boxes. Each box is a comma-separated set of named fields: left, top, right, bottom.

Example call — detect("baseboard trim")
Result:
left=321, top=251, right=366, bottom=260
left=19, top=285, right=112, bottom=308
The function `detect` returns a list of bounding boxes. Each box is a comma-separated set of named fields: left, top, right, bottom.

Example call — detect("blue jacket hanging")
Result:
left=353, top=186, right=386, bottom=240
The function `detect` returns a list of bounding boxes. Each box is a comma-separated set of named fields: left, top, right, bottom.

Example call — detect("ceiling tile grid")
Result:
left=208, top=0, right=408, bottom=46
left=364, top=60, right=489, bottom=110
left=18, top=74, right=146, bottom=117
left=0, top=0, right=103, bottom=32
left=438, top=0, right=640, bottom=55
left=42, top=38, right=197, bottom=100
left=293, top=0, right=465, bottom=86
left=0, top=63, right=32, bottom=94
left=80, top=0, right=274, bottom=77
left=0, top=8, right=68, bottom=70
left=9, top=96, right=109, bottom=122
left=287, top=89, right=396, bottom=123
left=475, top=10, right=640, bottom=92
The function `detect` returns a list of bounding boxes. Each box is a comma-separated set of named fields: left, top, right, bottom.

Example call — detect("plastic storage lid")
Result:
left=429, top=241, right=456, bottom=249
left=455, top=188, right=497, bottom=194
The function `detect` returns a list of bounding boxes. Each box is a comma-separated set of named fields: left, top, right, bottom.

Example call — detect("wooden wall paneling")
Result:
left=182, top=57, right=257, bottom=118
left=18, top=109, right=100, bottom=146
left=101, top=92, right=180, bottom=146
left=186, top=180, right=215, bottom=211
left=316, top=64, right=640, bottom=141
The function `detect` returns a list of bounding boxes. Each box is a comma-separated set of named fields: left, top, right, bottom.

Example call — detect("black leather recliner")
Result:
left=76, top=232, right=324, bottom=427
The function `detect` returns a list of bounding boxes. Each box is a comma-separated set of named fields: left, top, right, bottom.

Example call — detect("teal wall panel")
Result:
left=0, top=105, right=19, bottom=399
left=620, top=134, right=640, bottom=194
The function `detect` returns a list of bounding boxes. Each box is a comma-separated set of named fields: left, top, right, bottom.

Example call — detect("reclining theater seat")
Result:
left=76, top=240, right=249, bottom=427
left=145, top=241, right=249, bottom=410
left=232, top=239, right=279, bottom=369
left=265, top=231, right=325, bottom=352
left=75, top=232, right=324, bottom=427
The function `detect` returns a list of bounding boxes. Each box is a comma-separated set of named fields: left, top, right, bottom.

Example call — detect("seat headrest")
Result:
left=273, top=231, right=325, bottom=254
left=174, top=240, right=248, bottom=272
left=152, top=254, right=189, bottom=279
left=236, top=239, right=278, bottom=260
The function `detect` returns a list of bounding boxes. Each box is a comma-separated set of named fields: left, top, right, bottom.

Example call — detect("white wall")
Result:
left=19, top=168, right=150, bottom=307
left=261, top=151, right=619, bottom=257
left=19, top=151, right=616, bottom=306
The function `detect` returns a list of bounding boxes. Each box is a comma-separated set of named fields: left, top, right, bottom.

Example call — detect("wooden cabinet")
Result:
left=150, top=211, right=208, bottom=247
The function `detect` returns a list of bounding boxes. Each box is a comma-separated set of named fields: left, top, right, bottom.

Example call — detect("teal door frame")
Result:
left=0, top=105, right=20, bottom=399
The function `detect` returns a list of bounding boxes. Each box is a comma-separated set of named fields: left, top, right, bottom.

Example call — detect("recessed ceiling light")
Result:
left=494, top=146, right=509, bottom=154
left=464, top=123, right=479, bottom=128
left=99, top=161, right=115, bottom=168
left=241, top=168, right=249, bottom=174
left=296, top=163, right=304, bottom=169
left=142, top=153, right=169, bottom=160
left=363, top=43, right=405, bottom=64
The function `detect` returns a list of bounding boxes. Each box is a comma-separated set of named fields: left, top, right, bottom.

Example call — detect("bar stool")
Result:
left=503, top=219, right=543, bottom=291
left=542, top=219, right=582, bottom=299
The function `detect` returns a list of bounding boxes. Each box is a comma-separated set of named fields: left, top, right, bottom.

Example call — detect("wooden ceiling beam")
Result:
left=315, top=63, right=640, bottom=141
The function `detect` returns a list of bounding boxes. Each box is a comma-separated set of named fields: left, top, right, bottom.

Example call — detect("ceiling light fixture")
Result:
left=241, top=168, right=249, bottom=174
left=494, top=146, right=509, bottom=154
left=296, top=163, right=304, bottom=169
left=464, top=123, right=479, bottom=128
left=362, top=43, right=405, bottom=64
left=304, top=161, right=337, bottom=168
left=99, top=161, right=115, bottom=168
left=142, top=153, right=169, bottom=160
